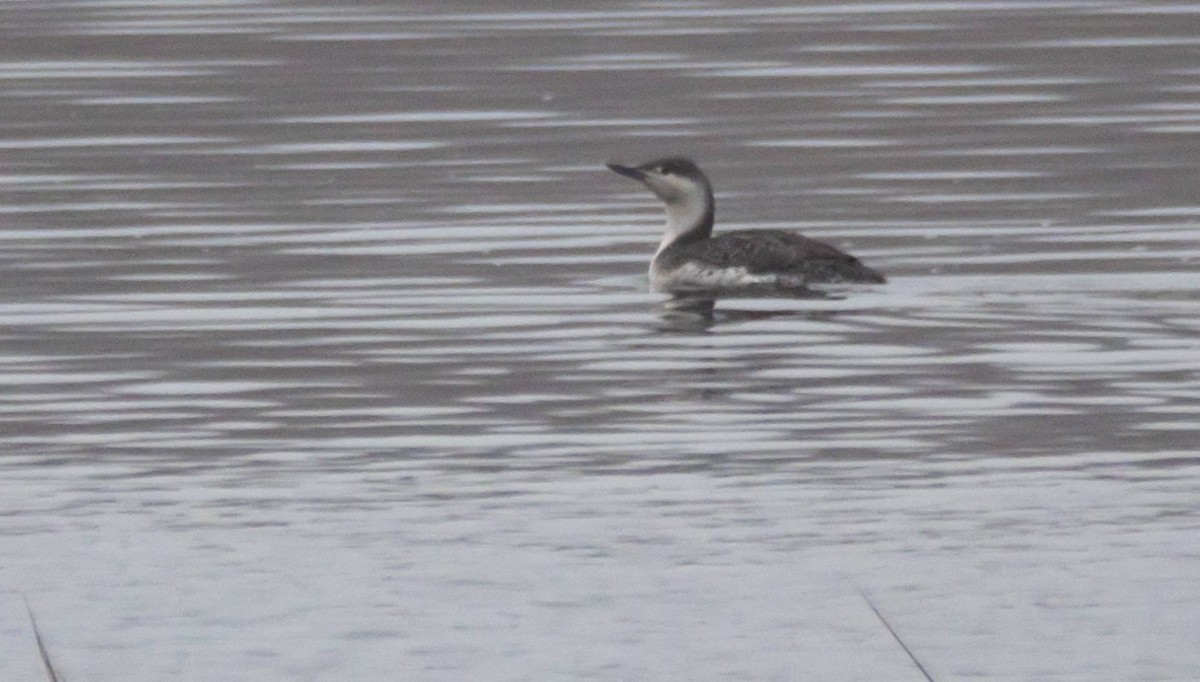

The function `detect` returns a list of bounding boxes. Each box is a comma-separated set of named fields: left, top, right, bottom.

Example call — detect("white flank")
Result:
left=650, top=261, right=778, bottom=292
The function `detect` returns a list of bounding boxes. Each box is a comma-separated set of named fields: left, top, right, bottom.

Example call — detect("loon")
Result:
left=607, top=157, right=886, bottom=293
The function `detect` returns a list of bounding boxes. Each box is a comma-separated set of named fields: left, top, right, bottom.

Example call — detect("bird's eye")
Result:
left=657, top=166, right=670, bottom=175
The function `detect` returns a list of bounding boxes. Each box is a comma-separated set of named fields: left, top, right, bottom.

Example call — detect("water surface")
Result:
left=2, top=2, right=1199, bottom=680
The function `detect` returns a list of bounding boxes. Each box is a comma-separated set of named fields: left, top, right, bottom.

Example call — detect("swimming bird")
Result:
left=607, top=157, right=885, bottom=293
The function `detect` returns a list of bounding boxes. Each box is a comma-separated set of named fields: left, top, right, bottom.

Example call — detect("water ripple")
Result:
left=3, top=2, right=1200, bottom=681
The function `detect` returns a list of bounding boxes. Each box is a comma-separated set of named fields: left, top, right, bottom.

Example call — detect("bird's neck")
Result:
left=655, top=186, right=714, bottom=257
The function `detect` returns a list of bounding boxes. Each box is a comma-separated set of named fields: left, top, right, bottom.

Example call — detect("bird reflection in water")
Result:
left=655, top=287, right=850, bottom=332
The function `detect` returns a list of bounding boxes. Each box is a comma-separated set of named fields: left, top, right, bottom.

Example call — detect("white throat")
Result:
left=654, top=183, right=711, bottom=257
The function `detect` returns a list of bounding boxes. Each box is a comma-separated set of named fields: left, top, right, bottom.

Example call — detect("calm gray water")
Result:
left=2, top=1, right=1199, bottom=680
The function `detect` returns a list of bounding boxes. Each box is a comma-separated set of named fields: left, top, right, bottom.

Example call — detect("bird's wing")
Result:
left=671, top=230, right=856, bottom=271
left=661, top=230, right=885, bottom=284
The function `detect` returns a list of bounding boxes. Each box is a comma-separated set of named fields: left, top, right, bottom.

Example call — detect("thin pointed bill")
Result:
left=606, top=163, right=646, bottom=181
